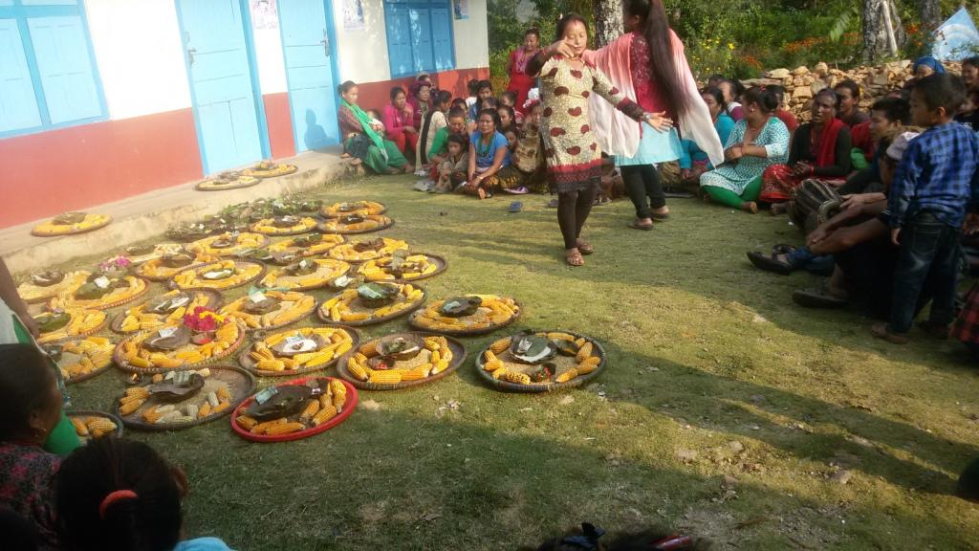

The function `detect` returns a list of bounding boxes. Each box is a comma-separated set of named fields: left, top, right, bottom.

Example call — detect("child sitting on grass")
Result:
left=427, top=108, right=468, bottom=180
left=434, top=134, right=470, bottom=193
left=873, top=73, right=979, bottom=344
left=55, top=437, right=234, bottom=551
left=512, top=101, right=546, bottom=193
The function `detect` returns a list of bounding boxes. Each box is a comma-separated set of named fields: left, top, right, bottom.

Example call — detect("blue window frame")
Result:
left=383, top=0, right=455, bottom=78
left=0, top=0, right=107, bottom=138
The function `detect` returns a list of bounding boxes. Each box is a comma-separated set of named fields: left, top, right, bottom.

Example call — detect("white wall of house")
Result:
left=84, top=0, right=191, bottom=120
left=332, top=0, right=391, bottom=84
left=250, top=14, right=288, bottom=95
left=453, top=0, right=488, bottom=70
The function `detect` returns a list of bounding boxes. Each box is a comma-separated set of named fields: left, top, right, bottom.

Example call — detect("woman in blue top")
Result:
left=461, top=108, right=529, bottom=198
left=679, top=86, right=735, bottom=183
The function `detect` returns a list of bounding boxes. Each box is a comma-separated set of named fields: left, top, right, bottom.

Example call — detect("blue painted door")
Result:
left=175, top=0, right=265, bottom=174
left=278, top=0, right=340, bottom=151
left=0, top=19, right=42, bottom=133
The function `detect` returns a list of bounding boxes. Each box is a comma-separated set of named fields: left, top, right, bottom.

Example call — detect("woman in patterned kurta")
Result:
left=527, top=14, right=653, bottom=266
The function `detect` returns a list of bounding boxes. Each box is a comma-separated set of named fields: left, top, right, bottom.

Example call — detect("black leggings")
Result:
left=557, top=184, right=597, bottom=250
left=621, top=165, right=666, bottom=219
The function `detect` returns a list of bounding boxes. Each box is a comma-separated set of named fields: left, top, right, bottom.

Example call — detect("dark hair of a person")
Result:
left=434, top=90, right=452, bottom=107
left=389, top=86, right=406, bottom=102
left=814, top=88, right=841, bottom=109
left=962, top=56, right=979, bottom=69
left=871, top=97, right=911, bottom=125
left=707, top=73, right=726, bottom=85
left=524, top=27, right=540, bottom=39
left=700, top=86, right=727, bottom=114
left=480, top=97, right=499, bottom=110
left=501, top=90, right=518, bottom=104
left=477, top=107, right=501, bottom=129
left=767, top=84, right=786, bottom=102
left=913, top=73, right=968, bottom=115
left=0, top=344, right=56, bottom=441
left=497, top=105, right=516, bottom=130
left=450, top=98, right=467, bottom=111
left=447, top=133, right=469, bottom=149
left=624, top=0, right=687, bottom=117
left=55, top=438, right=183, bottom=551
left=724, top=78, right=746, bottom=98
left=555, top=12, right=588, bottom=41
left=338, top=80, right=357, bottom=96
left=742, top=86, right=779, bottom=114
left=420, top=93, right=454, bottom=164
left=877, top=129, right=900, bottom=168
left=477, top=80, right=493, bottom=92
left=833, top=78, right=861, bottom=100
left=467, top=78, right=480, bottom=95
left=447, top=107, right=467, bottom=120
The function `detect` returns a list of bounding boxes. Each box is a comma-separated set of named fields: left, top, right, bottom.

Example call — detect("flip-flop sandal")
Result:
left=565, top=250, right=584, bottom=266
left=664, top=190, right=695, bottom=198
left=792, top=288, right=849, bottom=309
left=576, top=241, right=594, bottom=255
left=772, top=244, right=797, bottom=256
left=629, top=220, right=653, bottom=231
left=871, top=323, right=909, bottom=344
left=746, top=251, right=793, bottom=275
left=504, top=187, right=529, bottom=195
left=593, top=196, right=611, bottom=206
left=508, top=201, right=523, bottom=213
left=413, top=181, right=431, bottom=192
left=650, top=211, right=670, bottom=221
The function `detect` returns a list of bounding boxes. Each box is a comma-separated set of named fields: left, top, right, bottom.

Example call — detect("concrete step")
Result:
left=1, top=147, right=360, bottom=275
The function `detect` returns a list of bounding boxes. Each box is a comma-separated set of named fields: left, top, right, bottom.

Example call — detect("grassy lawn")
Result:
left=58, top=174, right=979, bottom=550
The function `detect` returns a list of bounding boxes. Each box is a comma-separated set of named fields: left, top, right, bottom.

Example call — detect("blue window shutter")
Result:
left=0, top=19, right=42, bottom=132
left=27, top=15, right=102, bottom=124
left=409, top=7, right=434, bottom=73
left=386, top=5, right=414, bottom=77
left=430, top=7, right=453, bottom=71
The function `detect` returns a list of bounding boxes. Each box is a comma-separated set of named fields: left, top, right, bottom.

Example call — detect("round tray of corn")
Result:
left=114, top=366, right=255, bottom=431
left=250, top=216, right=319, bottom=236
left=268, top=233, right=345, bottom=258
left=35, top=308, right=107, bottom=345
left=186, top=232, right=270, bottom=257
left=231, top=377, right=357, bottom=442
left=238, top=325, right=359, bottom=377
left=357, top=253, right=447, bottom=283
left=171, top=260, right=265, bottom=291
left=134, top=254, right=211, bottom=282
left=31, top=213, right=112, bottom=237
left=56, top=275, right=150, bottom=311
left=68, top=410, right=124, bottom=441
left=219, top=290, right=316, bottom=332
left=241, top=162, right=298, bottom=178
left=195, top=171, right=262, bottom=191
left=316, top=283, right=426, bottom=327
left=327, top=238, right=409, bottom=264
left=319, top=201, right=387, bottom=218
left=47, top=336, right=116, bottom=384
left=113, top=320, right=246, bottom=374
left=337, top=332, right=467, bottom=390
left=317, top=214, right=394, bottom=235
left=408, top=295, right=522, bottom=336
left=16, top=271, right=90, bottom=304
left=111, top=290, right=224, bottom=335
left=474, top=330, right=607, bottom=393
left=259, top=258, right=351, bottom=291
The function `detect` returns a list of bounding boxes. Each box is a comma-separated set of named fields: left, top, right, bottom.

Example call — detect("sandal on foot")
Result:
left=650, top=210, right=670, bottom=221
left=793, top=288, right=849, bottom=309
left=565, top=248, right=584, bottom=266
left=629, top=219, right=654, bottom=231
left=746, top=251, right=793, bottom=275
left=576, top=240, right=594, bottom=255
left=871, top=323, right=909, bottom=344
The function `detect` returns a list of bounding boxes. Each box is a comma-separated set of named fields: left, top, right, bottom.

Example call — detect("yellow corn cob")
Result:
left=87, top=336, right=109, bottom=346
left=547, top=332, right=576, bottom=342
left=212, top=401, right=230, bottom=414
left=576, top=341, right=594, bottom=363
left=347, top=359, right=369, bottom=381
left=340, top=311, right=369, bottom=322
left=489, top=337, right=511, bottom=354
left=484, top=359, right=504, bottom=372
left=71, top=417, right=89, bottom=436
left=299, top=399, right=321, bottom=421
left=216, top=386, right=230, bottom=401
left=312, top=404, right=338, bottom=426
left=142, top=407, right=166, bottom=424
left=127, top=356, right=152, bottom=369
left=431, top=359, right=450, bottom=375
left=265, top=421, right=306, bottom=435
left=119, top=398, right=145, bottom=415
left=251, top=417, right=288, bottom=434
left=257, top=359, right=286, bottom=372
left=502, top=371, right=531, bottom=385
left=236, top=415, right=259, bottom=430
left=576, top=356, right=601, bottom=375
left=431, top=350, right=441, bottom=364
left=334, top=340, right=353, bottom=356
left=484, top=350, right=498, bottom=363
left=329, top=378, right=346, bottom=398
left=86, top=418, right=117, bottom=433
left=125, top=386, right=151, bottom=399
left=198, top=402, right=212, bottom=418
left=359, top=341, right=378, bottom=357
left=369, top=370, right=402, bottom=385
left=555, top=369, right=579, bottom=383
left=401, top=366, right=431, bottom=381
left=304, top=351, right=335, bottom=369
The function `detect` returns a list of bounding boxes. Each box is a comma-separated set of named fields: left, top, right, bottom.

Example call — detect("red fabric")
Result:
left=815, top=118, right=846, bottom=168
left=388, top=130, right=418, bottom=158
left=628, top=32, right=670, bottom=116
left=951, top=283, right=979, bottom=344
left=0, top=443, right=60, bottom=548
left=776, top=109, right=799, bottom=133
left=382, top=104, right=414, bottom=140
left=507, top=48, right=538, bottom=114
left=760, top=164, right=799, bottom=203
left=850, top=120, right=874, bottom=161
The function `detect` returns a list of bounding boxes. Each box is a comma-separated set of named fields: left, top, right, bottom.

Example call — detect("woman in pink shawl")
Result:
left=583, top=0, right=723, bottom=229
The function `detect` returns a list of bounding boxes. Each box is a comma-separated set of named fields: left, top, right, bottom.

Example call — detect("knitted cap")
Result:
left=886, top=131, right=920, bottom=161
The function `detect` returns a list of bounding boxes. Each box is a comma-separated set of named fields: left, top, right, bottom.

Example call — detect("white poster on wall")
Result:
left=250, top=0, right=279, bottom=30
left=453, top=0, right=469, bottom=20
left=344, top=0, right=365, bottom=30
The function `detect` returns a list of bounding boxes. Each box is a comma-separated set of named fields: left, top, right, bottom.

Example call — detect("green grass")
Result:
left=57, top=174, right=979, bottom=550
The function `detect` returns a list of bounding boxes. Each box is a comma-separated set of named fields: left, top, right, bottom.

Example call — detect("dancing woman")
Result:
left=583, top=0, right=723, bottom=229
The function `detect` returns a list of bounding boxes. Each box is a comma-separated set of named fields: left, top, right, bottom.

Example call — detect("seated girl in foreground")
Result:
left=434, top=134, right=470, bottom=193
left=55, top=437, right=234, bottom=551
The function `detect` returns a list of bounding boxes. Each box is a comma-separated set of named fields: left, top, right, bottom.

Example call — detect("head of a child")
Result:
left=504, top=129, right=518, bottom=149
left=467, top=78, right=480, bottom=97
left=523, top=28, right=540, bottom=50
left=833, top=79, right=861, bottom=117
left=963, top=56, right=979, bottom=90
left=390, top=86, right=407, bottom=109
left=525, top=102, right=542, bottom=126
left=366, top=109, right=381, bottom=121
left=962, top=88, right=979, bottom=116
left=869, top=96, right=911, bottom=141
left=498, top=105, right=515, bottom=130
left=451, top=98, right=467, bottom=112
left=447, top=134, right=467, bottom=158
left=477, top=80, right=494, bottom=102
left=913, top=56, right=944, bottom=79
left=810, top=89, right=840, bottom=127
left=434, top=90, right=452, bottom=112
left=55, top=438, right=185, bottom=551
left=447, top=108, right=467, bottom=134
left=718, top=79, right=743, bottom=104
left=556, top=13, right=589, bottom=57
left=500, top=91, right=518, bottom=108
left=338, top=81, right=359, bottom=105
left=480, top=96, right=499, bottom=111
left=477, top=108, right=500, bottom=135
left=911, top=73, right=966, bottom=127
left=0, top=344, right=63, bottom=447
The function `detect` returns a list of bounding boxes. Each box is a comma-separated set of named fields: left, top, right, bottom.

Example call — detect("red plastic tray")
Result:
left=230, top=377, right=358, bottom=443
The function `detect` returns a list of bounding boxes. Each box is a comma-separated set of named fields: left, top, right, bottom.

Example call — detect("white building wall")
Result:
left=332, top=0, right=391, bottom=85
left=248, top=4, right=288, bottom=95
left=84, top=0, right=191, bottom=120
left=453, top=0, right=488, bottom=70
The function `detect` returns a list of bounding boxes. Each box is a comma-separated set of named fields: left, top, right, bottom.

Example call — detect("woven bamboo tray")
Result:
left=109, top=289, right=225, bottom=334
left=238, top=326, right=360, bottom=377
left=357, top=253, right=448, bottom=283
left=231, top=377, right=358, bottom=443
left=336, top=332, right=467, bottom=390
left=474, top=330, right=608, bottom=393
left=112, top=321, right=247, bottom=374
left=316, top=286, right=427, bottom=327
left=408, top=299, right=522, bottom=337
left=317, top=215, right=395, bottom=235
left=67, top=410, right=125, bottom=441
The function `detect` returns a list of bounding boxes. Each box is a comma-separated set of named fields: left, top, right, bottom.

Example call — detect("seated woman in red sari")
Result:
left=382, top=86, right=418, bottom=162
left=761, top=88, right=852, bottom=206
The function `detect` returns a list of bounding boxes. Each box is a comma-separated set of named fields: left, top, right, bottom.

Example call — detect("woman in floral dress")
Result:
left=527, top=14, right=662, bottom=266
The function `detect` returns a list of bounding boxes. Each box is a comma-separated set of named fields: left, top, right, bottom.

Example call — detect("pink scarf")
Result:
left=583, top=31, right=724, bottom=166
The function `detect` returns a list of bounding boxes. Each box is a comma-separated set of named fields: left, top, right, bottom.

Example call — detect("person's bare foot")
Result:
left=348, top=157, right=362, bottom=166
left=340, top=152, right=351, bottom=158
left=565, top=248, right=584, bottom=266
left=741, top=201, right=758, bottom=214
left=871, top=323, right=909, bottom=344
left=576, top=239, right=593, bottom=255
left=400, top=163, right=413, bottom=173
